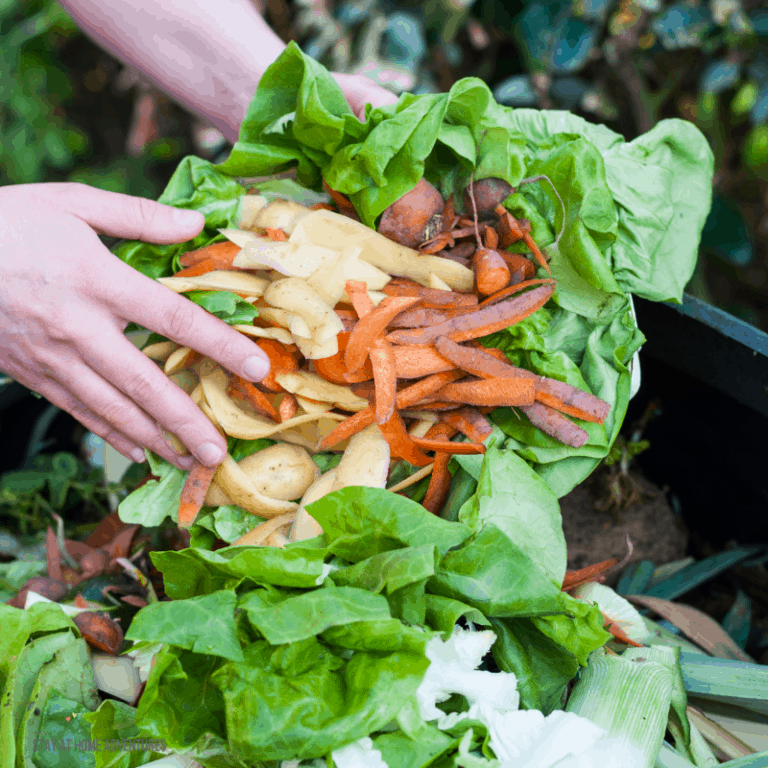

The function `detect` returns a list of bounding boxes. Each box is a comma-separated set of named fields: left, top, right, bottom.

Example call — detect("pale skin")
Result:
left=1, top=0, right=398, bottom=471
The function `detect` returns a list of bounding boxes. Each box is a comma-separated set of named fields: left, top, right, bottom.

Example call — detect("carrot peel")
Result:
left=345, top=295, right=421, bottom=373
left=178, top=461, right=216, bottom=528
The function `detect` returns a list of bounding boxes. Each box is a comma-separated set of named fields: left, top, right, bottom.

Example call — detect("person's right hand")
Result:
left=0, top=182, right=272, bottom=471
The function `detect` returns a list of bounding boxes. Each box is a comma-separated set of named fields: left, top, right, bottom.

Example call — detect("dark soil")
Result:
left=561, top=473, right=688, bottom=575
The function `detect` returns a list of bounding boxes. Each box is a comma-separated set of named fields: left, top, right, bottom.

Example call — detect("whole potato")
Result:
left=237, top=443, right=320, bottom=501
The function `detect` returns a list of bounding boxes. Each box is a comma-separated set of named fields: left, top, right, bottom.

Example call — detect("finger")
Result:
left=34, top=182, right=205, bottom=244
left=27, top=376, right=146, bottom=464
left=91, top=260, right=271, bottom=383
left=67, top=318, right=229, bottom=467
left=36, top=349, right=199, bottom=470
left=331, top=72, right=399, bottom=119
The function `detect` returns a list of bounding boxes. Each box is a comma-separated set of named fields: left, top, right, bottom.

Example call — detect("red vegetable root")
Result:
left=378, top=178, right=444, bottom=249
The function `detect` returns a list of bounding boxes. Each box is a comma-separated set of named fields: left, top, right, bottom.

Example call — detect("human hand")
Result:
left=330, top=72, right=399, bottom=120
left=0, top=183, right=271, bottom=470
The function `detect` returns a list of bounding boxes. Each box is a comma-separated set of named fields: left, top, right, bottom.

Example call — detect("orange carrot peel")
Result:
left=178, top=240, right=241, bottom=268
left=561, top=558, right=620, bottom=591
left=437, top=377, right=536, bottom=407
left=178, top=461, right=217, bottom=528
left=229, top=376, right=280, bottom=423
left=370, top=338, right=397, bottom=425
left=386, top=283, right=556, bottom=345
left=279, top=392, right=298, bottom=422
left=378, top=410, right=432, bottom=466
left=345, top=295, right=421, bottom=373
left=345, top=280, right=375, bottom=318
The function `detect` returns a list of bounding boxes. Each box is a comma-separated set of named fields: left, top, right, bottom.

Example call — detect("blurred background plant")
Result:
left=2, top=0, right=766, bottom=326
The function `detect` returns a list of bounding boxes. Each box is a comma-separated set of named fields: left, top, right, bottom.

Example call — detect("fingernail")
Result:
left=173, top=208, right=203, bottom=227
left=197, top=442, right=224, bottom=467
left=131, top=448, right=146, bottom=463
left=243, top=355, right=270, bottom=381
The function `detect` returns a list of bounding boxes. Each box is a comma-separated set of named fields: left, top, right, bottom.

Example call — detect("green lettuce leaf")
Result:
left=211, top=636, right=429, bottom=761
left=150, top=544, right=330, bottom=599
left=135, top=646, right=227, bottom=749
left=424, top=595, right=491, bottom=639
left=242, top=586, right=390, bottom=645
left=458, top=446, right=566, bottom=585
left=185, top=291, right=259, bottom=325
left=489, top=617, right=577, bottom=714
left=0, top=627, right=75, bottom=768
left=330, top=544, right=437, bottom=595
left=117, top=452, right=184, bottom=527
left=125, top=590, right=244, bottom=661
left=85, top=699, right=172, bottom=768
left=502, top=109, right=713, bottom=304
left=428, top=524, right=567, bottom=618
left=531, top=591, right=611, bottom=667
left=17, top=636, right=100, bottom=766
left=306, top=487, right=471, bottom=562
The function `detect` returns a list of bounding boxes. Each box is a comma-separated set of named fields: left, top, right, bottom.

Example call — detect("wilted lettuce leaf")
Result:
left=135, top=646, right=227, bottom=749
left=212, top=636, right=429, bottom=761
left=117, top=452, right=185, bottom=527
left=330, top=544, right=437, bottom=595
left=425, top=595, right=491, bottom=639
left=18, top=637, right=100, bottom=766
left=306, top=487, right=471, bottom=562
left=85, top=699, right=173, bottom=768
left=151, top=544, right=330, bottom=599
left=0, top=627, right=75, bottom=768
left=458, top=446, right=566, bottom=585
left=532, top=592, right=610, bottom=666
left=244, top=586, right=390, bottom=645
left=428, top=524, right=567, bottom=618
left=489, top=616, right=577, bottom=714
left=125, top=590, right=244, bottom=661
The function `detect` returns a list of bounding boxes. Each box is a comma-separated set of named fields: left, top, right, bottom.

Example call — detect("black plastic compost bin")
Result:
left=1, top=293, right=767, bottom=548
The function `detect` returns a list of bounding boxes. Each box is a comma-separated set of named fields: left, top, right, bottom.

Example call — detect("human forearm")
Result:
left=58, top=0, right=286, bottom=143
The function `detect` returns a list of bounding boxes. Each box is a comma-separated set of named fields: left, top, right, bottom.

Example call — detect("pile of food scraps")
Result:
left=0, top=41, right=726, bottom=768
left=142, top=173, right=618, bottom=546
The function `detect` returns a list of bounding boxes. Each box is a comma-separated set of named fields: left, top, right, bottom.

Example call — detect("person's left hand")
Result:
left=331, top=72, right=399, bottom=120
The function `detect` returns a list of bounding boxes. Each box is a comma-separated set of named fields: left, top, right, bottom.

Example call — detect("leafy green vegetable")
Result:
left=212, top=636, right=429, bottom=761
left=192, top=505, right=265, bottom=545
left=0, top=628, right=74, bottom=768
left=425, top=595, right=491, bottom=639
left=184, top=290, right=259, bottom=325
left=458, top=446, right=566, bottom=585
left=151, top=544, right=331, bottom=598
left=134, top=646, right=228, bottom=749
left=85, top=699, right=169, bottom=768
left=17, top=636, right=100, bottom=766
left=490, top=616, right=576, bottom=714
left=244, top=586, right=390, bottom=645
left=125, top=590, right=244, bottom=661
left=330, top=544, right=437, bottom=595
left=428, top=524, right=567, bottom=617
left=306, top=487, right=471, bottom=562
left=117, top=451, right=185, bottom=527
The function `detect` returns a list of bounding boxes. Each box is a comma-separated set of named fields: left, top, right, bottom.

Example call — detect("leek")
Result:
left=565, top=649, right=673, bottom=768
left=624, top=646, right=693, bottom=758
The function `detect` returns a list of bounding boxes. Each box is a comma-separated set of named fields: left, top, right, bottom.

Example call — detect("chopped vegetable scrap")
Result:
left=145, top=188, right=614, bottom=534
